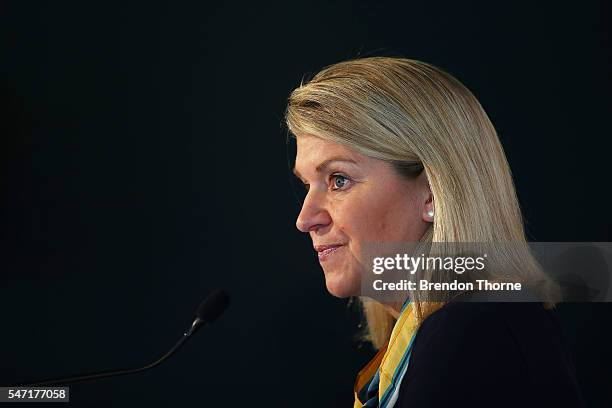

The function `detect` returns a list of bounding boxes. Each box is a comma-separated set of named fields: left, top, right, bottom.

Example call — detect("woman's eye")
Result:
left=331, top=174, right=350, bottom=190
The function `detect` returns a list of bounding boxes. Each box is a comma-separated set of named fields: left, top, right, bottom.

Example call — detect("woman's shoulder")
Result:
left=408, top=300, right=557, bottom=378
left=417, top=297, right=561, bottom=343
left=396, top=298, right=584, bottom=407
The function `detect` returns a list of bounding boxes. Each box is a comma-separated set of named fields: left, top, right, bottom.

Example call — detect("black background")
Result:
left=1, top=1, right=610, bottom=406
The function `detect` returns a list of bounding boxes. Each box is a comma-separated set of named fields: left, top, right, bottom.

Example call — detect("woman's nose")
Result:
left=296, top=192, right=331, bottom=233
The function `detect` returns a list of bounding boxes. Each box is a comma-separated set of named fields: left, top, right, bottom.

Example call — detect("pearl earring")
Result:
left=427, top=209, right=434, bottom=218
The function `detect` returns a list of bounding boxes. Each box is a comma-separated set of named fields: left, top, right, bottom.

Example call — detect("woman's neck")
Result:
left=384, top=302, right=403, bottom=319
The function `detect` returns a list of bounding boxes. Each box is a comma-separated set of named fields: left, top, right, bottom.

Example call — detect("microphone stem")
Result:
left=15, top=321, right=206, bottom=387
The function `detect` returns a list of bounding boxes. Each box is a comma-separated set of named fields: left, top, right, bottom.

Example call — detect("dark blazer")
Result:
left=397, top=296, right=585, bottom=407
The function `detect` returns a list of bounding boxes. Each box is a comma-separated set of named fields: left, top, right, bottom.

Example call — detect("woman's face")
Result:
left=293, top=134, right=434, bottom=298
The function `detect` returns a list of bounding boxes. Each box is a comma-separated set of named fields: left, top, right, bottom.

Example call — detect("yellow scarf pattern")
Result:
left=353, top=302, right=419, bottom=408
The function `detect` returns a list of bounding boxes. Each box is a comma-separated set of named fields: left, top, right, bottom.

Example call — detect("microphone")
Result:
left=13, top=289, right=230, bottom=386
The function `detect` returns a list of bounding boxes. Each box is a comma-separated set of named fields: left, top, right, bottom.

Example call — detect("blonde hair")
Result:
left=285, top=57, right=557, bottom=349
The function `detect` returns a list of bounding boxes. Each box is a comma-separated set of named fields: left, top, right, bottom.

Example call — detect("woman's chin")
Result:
left=324, top=273, right=359, bottom=298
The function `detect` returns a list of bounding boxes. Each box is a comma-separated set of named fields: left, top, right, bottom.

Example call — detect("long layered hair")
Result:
left=285, top=57, right=556, bottom=349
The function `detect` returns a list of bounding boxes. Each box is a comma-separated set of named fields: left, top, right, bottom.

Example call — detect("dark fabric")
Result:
left=397, top=298, right=585, bottom=407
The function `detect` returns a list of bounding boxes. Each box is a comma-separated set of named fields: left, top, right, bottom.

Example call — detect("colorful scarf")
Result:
left=353, top=302, right=420, bottom=408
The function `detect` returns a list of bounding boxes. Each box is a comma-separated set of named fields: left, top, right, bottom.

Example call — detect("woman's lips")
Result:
left=315, top=244, right=344, bottom=262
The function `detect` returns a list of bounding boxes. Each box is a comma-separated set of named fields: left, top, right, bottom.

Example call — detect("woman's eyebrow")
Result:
left=293, top=156, right=357, bottom=179
left=315, top=156, right=357, bottom=172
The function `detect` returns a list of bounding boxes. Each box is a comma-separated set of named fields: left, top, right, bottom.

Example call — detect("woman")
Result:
left=285, top=57, right=584, bottom=407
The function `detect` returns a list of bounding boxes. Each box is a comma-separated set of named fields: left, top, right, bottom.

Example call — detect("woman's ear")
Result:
left=423, top=193, right=434, bottom=223
left=416, top=171, right=434, bottom=223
